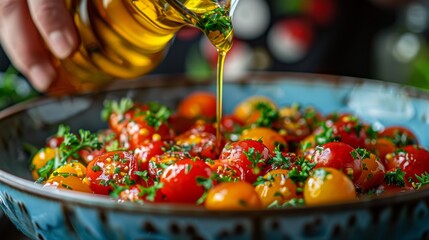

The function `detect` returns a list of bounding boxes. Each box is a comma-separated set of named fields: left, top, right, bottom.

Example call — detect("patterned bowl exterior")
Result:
left=0, top=73, right=429, bottom=240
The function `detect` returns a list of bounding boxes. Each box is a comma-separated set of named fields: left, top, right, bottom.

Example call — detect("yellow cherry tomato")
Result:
left=233, top=96, right=277, bottom=125
left=240, top=127, right=287, bottom=152
left=31, top=147, right=58, bottom=180
left=44, top=162, right=92, bottom=193
left=205, top=181, right=262, bottom=210
left=254, top=169, right=299, bottom=208
left=304, top=167, right=356, bottom=206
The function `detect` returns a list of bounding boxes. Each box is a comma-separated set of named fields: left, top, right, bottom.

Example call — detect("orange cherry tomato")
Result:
left=31, top=147, right=58, bottom=180
left=233, top=96, right=277, bottom=125
left=254, top=169, right=299, bottom=208
left=304, top=167, right=356, bottom=206
left=240, top=127, right=287, bottom=153
left=371, top=138, right=396, bottom=163
left=177, top=91, right=217, bottom=120
left=205, top=181, right=262, bottom=210
left=355, top=152, right=386, bottom=192
left=44, top=162, right=92, bottom=193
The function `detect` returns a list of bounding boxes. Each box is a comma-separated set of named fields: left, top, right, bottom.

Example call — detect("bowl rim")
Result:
left=1, top=71, right=429, bottom=217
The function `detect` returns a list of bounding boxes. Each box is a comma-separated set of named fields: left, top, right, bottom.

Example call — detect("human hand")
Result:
left=0, top=0, right=78, bottom=92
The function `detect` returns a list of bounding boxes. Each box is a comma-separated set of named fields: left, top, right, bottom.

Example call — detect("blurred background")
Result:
left=1, top=0, right=429, bottom=237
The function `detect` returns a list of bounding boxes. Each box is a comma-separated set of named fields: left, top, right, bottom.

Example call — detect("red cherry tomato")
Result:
left=219, top=139, right=271, bottom=183
left=126, top=115, right=174, bottom=150
left=384, top=145, right=429, bottom=183
left=118, top=183, right=163, bottom=203
left=175, top=131, right=219, bottom=160
left=107, top=103, right=149, bottom=135
left=177, top=92, right=217, bottom=120
left=208, top=160, right=241, bottom=182
left=330, top=118, right=371, bottom=149
left=160, top=158, right=213, bottom=204
left=221, top=114, right=244, bottom=133
left=148, top=151, right=188, bottom=179
left=311, top=142, right=362, bottom=182
left=379, top=126, right=418, bottom=147
left=86, top=151, right=139, bottom=195
left=134, top=140, right=166, bottom=171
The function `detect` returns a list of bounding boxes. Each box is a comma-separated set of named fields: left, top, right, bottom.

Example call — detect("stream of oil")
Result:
left=215, top=50, right=227, bottom=149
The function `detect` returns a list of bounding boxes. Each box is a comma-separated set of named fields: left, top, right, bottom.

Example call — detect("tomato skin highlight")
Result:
left=205, top=181, right=262, bottom=210
left=160, top=159, right=213, bottom=204
left=86, top=151, right=139, bottom=195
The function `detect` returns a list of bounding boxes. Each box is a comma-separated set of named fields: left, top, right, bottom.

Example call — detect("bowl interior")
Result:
left=0, top=72, right=429, bottom=207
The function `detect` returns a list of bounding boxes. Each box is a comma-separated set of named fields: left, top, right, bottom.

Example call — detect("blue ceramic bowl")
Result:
left=1, top=73, right=429, bottom=240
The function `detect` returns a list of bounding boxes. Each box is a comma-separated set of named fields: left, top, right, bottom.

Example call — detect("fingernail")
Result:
left=29, top=64, right=55, bottom=92
left=49, top=31, right=73, bottom=59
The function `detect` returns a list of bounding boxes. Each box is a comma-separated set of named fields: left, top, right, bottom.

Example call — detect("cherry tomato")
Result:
left=384, top=145, right=429, bottom=183
left=208, top=160, right=241, bottom=182
left=44, top=162, right=92, bottom=193
left=220, top=139, right=271, bottom=183
left=377, top=168, right=414, bottom=195
left=254, top=169, right=299, bottom=207
left=188, top=120, right=217, bottom=135
left=148, top=151, right=188, bottom=179
left=31, top=147, right=58, bottom=180
left=332, top=121, right=371, bottom=149
left=160, top=158, right=213, bottom=204
left=46, top=136, right=64, bottom=148
left=175, top=131, right=219, bottom=160
left=117, top=183, right=163, bottom=203
left=168, top=114, right=196, bottom=135
left=240, top=127, right=287, bottom=153
left=277, top=105, right=316, bottom=145
left=304, top=167, right=356, bottom=206
left=371, top=138, right=396, bottom=163
left=107, top=103, right=149, bottom=135
left=86, top=151, right=139, bottom=195
left=126, top=115, right=174, bottom=150
left=233, top=96, right=277, bottom=125
left=311, top=142, right=362, bottom=182
left=177, top=92, right=217, bottom=120
left=205, top=181, right=262, bottom=210
left=379, top=126, right=418, bottom=147
left=355, top=152, right=385, bottom=191
left=221, top=114, right=244, bottom=133
left=134, top=140, right=166, bottom=171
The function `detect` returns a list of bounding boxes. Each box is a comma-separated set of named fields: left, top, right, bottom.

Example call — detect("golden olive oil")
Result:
left=56, top=0, right=234, bottom=146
